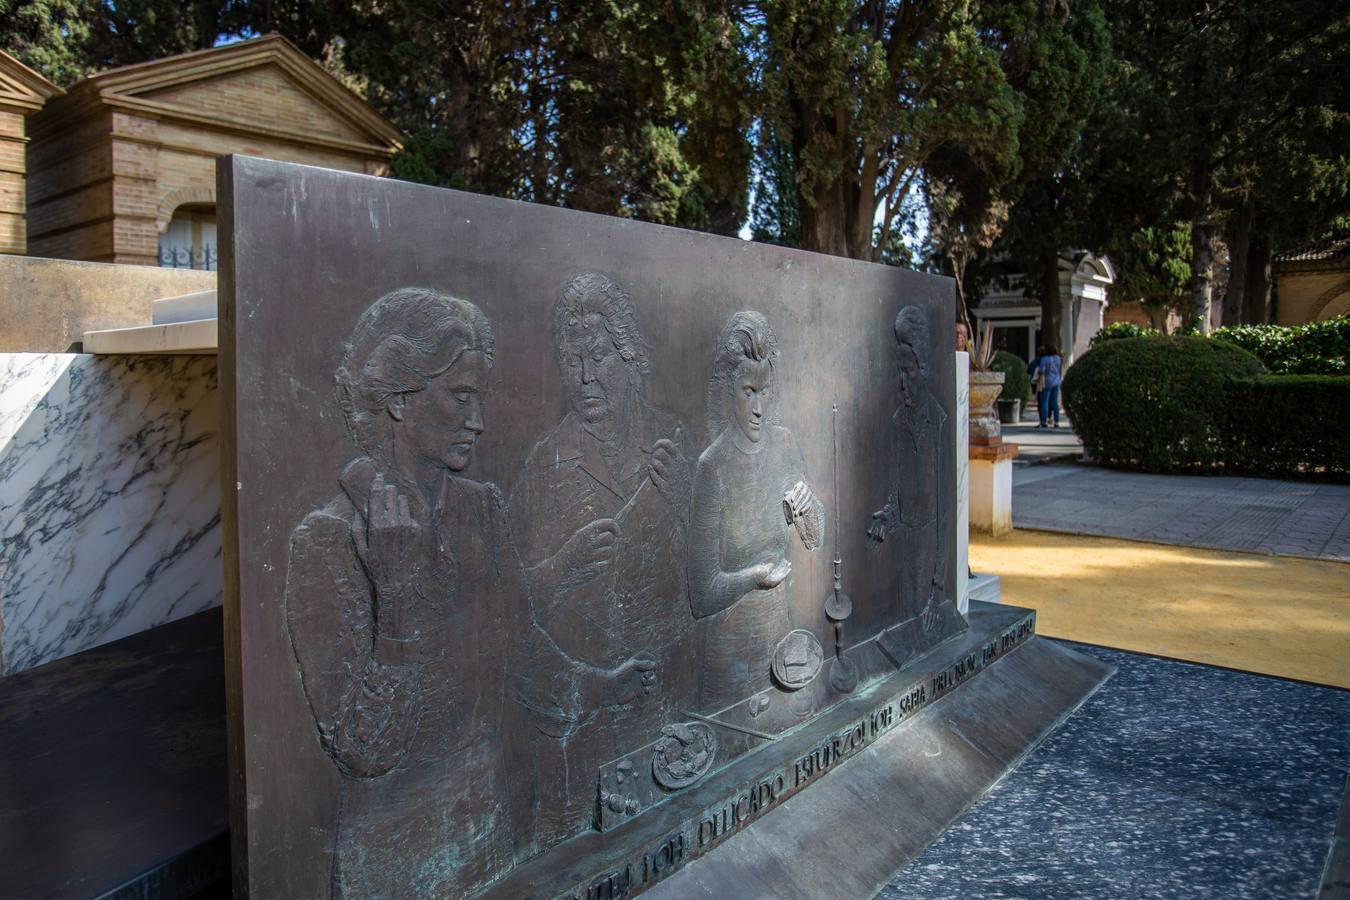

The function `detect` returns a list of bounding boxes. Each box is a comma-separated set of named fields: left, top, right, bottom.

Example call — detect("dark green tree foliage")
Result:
left=0, top=0, right=334, bottom=85
left=757, top=0, right=1022, bottom=260
left=1, top=0, right=97, bottom=84
left=342, top=0, right=752, bottom=233
left=1098, top=0, right=1350, bottom=331
left=4, top=0, right=752, bottom=236
left=990, top=0, right=1110, bottom=341
left=1112, top=224, right=1191, bottom=332
left=748, top=124, right=800, bottom=247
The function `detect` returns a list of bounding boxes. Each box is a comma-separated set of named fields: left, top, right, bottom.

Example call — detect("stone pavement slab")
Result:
left=880, top=642, right=1350, bottom=900
left=1012, top=464, right=1350, bottom=563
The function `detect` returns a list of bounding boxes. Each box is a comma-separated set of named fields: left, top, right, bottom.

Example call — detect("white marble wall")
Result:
left=955, top=352, right=970, bottom=616
left=0, top=353, right=221, bottom=674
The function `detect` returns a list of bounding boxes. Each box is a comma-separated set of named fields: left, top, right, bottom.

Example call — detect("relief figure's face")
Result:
left=898, top=339, right=924, bottom=403
left=562, top=314, right=633, bottom=430
left=399, top=350, right=488, bottom=472
left=732, top=358, right=773, bottom=443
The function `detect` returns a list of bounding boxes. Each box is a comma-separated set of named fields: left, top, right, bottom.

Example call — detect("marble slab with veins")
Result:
left=0, top=353, right=221, bottom=674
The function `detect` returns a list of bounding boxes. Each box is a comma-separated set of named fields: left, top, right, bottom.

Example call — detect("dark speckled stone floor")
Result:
left=877, top=641, right=1350, bottom=899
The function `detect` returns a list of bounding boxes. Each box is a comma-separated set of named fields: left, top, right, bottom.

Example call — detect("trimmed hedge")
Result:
left=1089, top=321, right=1157, bottom=348
left=1062, top=335, right=1264, bottom=472
left=1210, top=316, right=1349, bottom=375
left=1222, top=376, right=1350, bottom=478
left=1065, top=335, right=1350, bottom=479
left=992, top=350, right=1032, bottom=404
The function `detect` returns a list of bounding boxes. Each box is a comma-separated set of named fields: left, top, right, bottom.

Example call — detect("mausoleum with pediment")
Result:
left=24, top=34, right=403, bottom=269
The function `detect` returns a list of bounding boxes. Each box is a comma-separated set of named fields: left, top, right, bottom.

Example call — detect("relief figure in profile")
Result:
left=510, top=272, right=692, bottom=841
left=688, top=311, right=823, bottom=713
left=867, top=306, right=949, bottom=631
left=283, top=288, right=652, bottom=898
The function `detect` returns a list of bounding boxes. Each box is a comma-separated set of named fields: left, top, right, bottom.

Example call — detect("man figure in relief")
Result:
left=867, top=305, right=950, bottom=633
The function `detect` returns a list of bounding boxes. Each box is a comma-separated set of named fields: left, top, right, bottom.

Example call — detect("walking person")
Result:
left=1025, top=348, right=1042, bottom=423
left=1033, top=343, right=1063, bottom=427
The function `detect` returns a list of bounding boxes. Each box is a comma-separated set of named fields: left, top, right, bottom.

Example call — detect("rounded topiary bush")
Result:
left=1062, top=335, right=1264, bottom=472
left=1089, top=321, right=1157, bottom=349
left=992, top=350, right=1031, bottom=404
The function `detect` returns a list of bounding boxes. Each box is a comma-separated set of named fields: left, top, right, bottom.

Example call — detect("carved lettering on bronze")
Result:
left=568, top=831, right=689, bottom=900
left=510, top=272, right=693, bottom=841
left=689, top=311, right=824, bottom=714
left=695, top=772, right=788, bottom=848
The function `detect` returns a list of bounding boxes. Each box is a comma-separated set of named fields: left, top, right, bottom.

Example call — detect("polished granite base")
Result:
left=879, top=641, right=1350, bottom=899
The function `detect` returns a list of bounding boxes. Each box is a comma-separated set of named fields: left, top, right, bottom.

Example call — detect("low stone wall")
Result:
left=0, top=255, right=215, bottom=352
left=0, top=352, right=220, bottom=674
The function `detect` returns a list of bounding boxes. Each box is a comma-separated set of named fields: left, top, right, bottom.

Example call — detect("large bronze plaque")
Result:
left=219, top=156, right=964, bottom=898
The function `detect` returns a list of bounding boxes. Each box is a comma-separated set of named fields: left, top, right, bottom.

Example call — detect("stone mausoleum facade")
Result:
left=0, top=50, right=62, bottom=255
left=972, top=251, right=1115, bottom=365
left=1271, top=236, right=1350, bottom=326
left=24, top=35, right=402, bottom=268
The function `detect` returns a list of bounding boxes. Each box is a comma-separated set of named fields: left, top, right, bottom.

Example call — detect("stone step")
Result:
left=82, top=318, right=217, bottom=354
left=152, top=289, right=217, bottom=325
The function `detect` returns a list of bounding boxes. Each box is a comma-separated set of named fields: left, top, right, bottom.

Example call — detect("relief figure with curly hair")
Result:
left=510, top=272, right=691, bottom=843
left=688, top=311, right=823, bottom=714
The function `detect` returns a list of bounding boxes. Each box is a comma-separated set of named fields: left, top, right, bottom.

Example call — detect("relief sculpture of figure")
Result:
left=510, top=272, right=694, bottom=842
left=283, top=288, right=653, bottom=898
left=867, top=306, right=948, bottom=631
left=688, top=311, right=823, bottom=713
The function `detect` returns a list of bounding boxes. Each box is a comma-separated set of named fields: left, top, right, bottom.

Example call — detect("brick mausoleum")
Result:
left=22, top=34, right=403, bottom=268
left=0, top=50, right=63, bottom=255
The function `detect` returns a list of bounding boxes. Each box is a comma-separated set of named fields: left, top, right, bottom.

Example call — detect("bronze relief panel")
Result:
left=221, top=156, right=963, bottom=897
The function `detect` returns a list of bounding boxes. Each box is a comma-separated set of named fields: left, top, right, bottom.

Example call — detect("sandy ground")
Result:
left=974, top=529, right=1350, bottom=689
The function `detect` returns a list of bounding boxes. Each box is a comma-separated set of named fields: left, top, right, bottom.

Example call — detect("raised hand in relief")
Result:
left=602, top=652, right=659, bottom=706
left=866, top=502, right=897, bottom=547
left=756, top=558, right=792, bottom=589
left=782, top=480, right=823, bottom=549
left=920, top=597, right=940, bottom=633
left=555, top=518, right=620, bottom=591
left=782, top=480, right=812, bottom=525
left=648, top=437, right=690, bottom=505
left=361, top=474, right=429, bottom=646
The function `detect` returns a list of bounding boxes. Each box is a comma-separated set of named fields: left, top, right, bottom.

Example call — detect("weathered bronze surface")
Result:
left=219, top=155, right=966, bottom=898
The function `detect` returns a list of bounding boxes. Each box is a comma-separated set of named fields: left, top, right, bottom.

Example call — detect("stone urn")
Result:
left=969, top=369, right=1006, bottom=445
